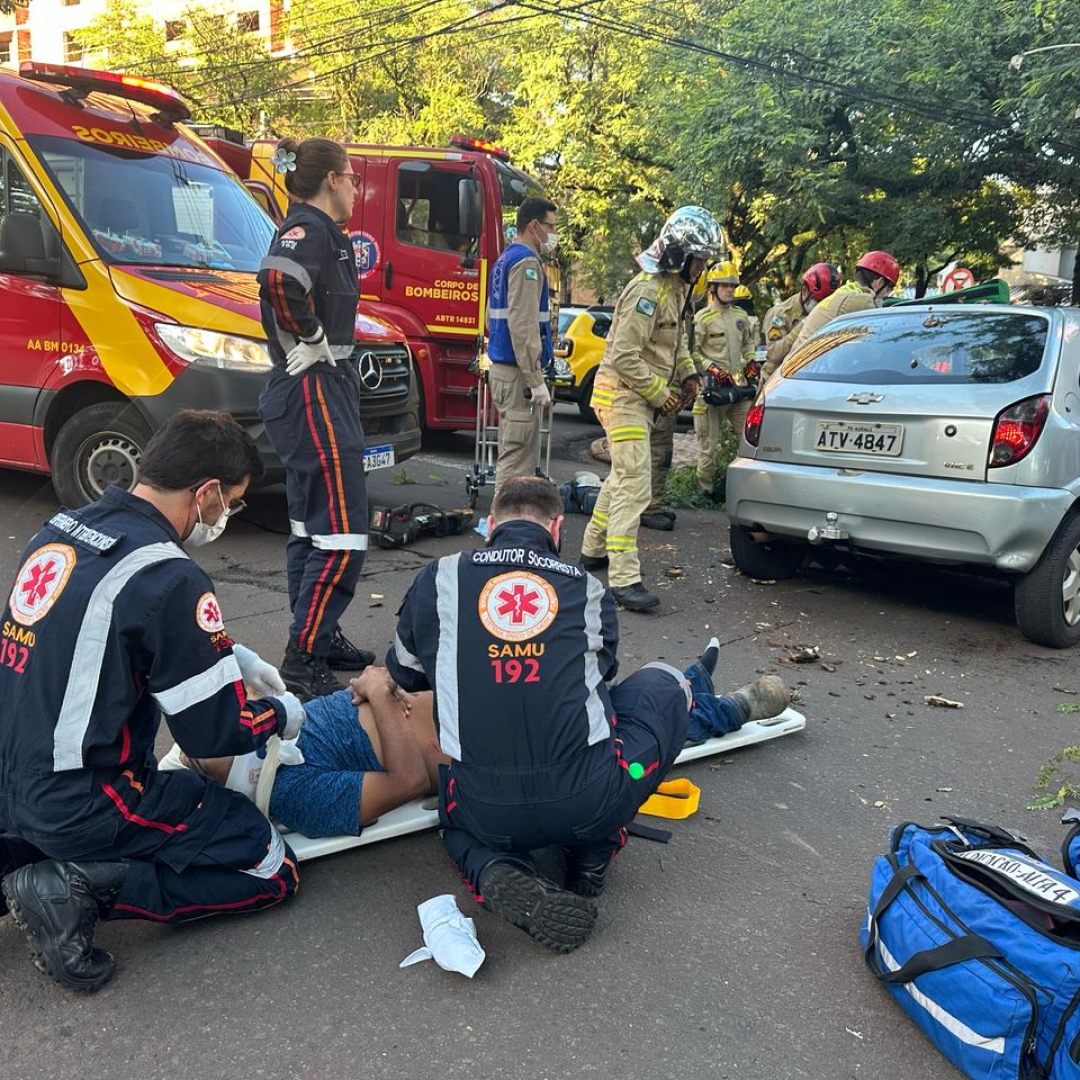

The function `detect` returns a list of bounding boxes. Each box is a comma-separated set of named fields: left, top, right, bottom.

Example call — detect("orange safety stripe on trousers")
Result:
left=303, top=549, right=352, bottom=653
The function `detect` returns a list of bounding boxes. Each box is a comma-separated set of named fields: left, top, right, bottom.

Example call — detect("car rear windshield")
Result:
left=784, top=311, right=1049, bottom=385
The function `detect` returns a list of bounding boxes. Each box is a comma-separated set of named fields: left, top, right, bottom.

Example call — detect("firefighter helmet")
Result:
left=706, top=261, right=740, bottom=286
left=734, top=285, right=752, bottom=299
left=637, top=206, right=724, bottom=273
left=856, top=250, right=900, bottom=286
left=802, top=262, right=841, bottom=301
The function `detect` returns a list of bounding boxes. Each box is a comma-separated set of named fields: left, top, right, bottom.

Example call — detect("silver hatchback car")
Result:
left=725, top=304, right=1080, bottom=647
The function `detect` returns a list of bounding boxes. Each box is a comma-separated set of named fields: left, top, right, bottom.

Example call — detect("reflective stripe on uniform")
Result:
left=393, top=632, right=425, bottom=673
left=609, top=426, right=647, bottom=442
left=583, top=574, right=612, bottom=746
left=290, top=520, right=368, bottom=550
left=606, top=537, right=637, bottom=552
left=259, top=255, right=313, bottom=292
left=311, top=533, right=368, bottom=551
left=486, top=306, right=509, bottom=319
left=152, top=654, right=244, bottom=716
left=591, top=389, right=615, bottom=406
left=590, top=509, right=609, bottom=525
left=434, top=555, right=462, bottom=759
left=54, top=542, right=189, bottom=771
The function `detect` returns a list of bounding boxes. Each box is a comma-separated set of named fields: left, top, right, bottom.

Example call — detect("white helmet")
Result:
left=637, top=206, right=724, bottom=273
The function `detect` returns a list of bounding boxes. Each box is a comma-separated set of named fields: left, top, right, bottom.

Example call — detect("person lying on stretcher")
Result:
left=163, top=666, right=448, bottom=838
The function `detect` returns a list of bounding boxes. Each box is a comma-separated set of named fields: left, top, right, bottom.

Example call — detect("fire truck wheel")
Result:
left=51, top=401, right=152, bottom=509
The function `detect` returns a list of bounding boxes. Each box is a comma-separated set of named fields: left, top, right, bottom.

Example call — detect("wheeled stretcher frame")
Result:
left=465, top=360, right=554, bottom=509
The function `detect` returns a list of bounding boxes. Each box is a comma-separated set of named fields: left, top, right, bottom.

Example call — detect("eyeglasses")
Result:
left=335, top=172, right=362, bottom=188
left=191, top=484, right=247, bottom=518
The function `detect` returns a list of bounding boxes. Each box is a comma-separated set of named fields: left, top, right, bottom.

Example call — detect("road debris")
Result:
left=789, top=646, right=821, bottom=664
left=925, top=695, right=964, bottom=709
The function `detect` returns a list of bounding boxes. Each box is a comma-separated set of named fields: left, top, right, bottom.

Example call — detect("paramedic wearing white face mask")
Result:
left=485, top=197, right=559, bottom=493
left=0, top=409, right=304, bottom=994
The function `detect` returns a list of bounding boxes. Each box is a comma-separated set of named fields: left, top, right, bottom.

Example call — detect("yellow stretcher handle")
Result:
left=638, top=777, right=701, bottom=819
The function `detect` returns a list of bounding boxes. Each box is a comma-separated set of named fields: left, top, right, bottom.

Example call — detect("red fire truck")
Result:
left=204, top=131, right=556, bottom=430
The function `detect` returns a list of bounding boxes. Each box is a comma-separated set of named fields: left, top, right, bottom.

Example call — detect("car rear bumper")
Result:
left=725, top=458, right=1074, bottom=573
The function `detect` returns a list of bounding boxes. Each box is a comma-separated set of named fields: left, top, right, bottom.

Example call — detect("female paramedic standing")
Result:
left=258, top=137, right=375, bottom=701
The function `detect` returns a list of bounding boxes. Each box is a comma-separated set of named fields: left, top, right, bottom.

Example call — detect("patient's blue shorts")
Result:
left=269, top=689, right=383, bottom=838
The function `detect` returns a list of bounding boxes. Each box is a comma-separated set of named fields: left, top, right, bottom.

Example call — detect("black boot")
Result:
left=611, top=582, right=660, bottom=612
left=477, top=857, right=598, bottom=953
left=640, top=511, right=674, bottom=532
left=0, top=836, right=43, bottom=918
left=325, top=626, right=376, bottom=672
left=280, top=643, right=345, bottom=701
left=564, top=849, right=610, bottom=897
left=2, top=860, right=127, bottom=992
left=580, top=554, right=609, bottom=571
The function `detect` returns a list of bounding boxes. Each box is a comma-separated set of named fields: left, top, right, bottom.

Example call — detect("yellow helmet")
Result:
left=734, top=284, right=752, bottom=299
left=707, top=261, right=740, bottom=286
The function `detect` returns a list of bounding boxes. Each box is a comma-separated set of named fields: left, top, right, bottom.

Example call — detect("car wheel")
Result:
left=576, top=368, right=598, bottom=425
left=1014, top=510, right=1080, bottom=648
left=50, top=401, right=151, bottom=509
left=729, top=523, right=807, bottom=581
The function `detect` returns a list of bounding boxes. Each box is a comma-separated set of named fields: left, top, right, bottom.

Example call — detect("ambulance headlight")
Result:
left=155, top=324, right=272, bottom=373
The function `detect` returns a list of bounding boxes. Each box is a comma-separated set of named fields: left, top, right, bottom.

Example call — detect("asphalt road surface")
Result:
left=1, top=406, right=1075, bottom=1080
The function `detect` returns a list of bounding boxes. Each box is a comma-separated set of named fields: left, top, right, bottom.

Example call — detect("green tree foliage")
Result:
left=70, top=0, right=1080, bottom=301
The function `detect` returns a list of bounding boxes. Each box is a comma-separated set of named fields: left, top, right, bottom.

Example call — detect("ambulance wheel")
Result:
left=729, top=523, right=806, bottom=581
left=51, top=402, right=152, bottom=508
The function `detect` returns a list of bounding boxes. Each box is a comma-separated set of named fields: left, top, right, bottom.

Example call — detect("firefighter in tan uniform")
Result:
left=760, top=262, right=841, bottom=379
left=787, top=251, right=899, bottom=357
left=580, top=206, right=724, bottom=612
left=486, top=198, right=559, bottom=492
left=692, top=263, right=757, bottom=498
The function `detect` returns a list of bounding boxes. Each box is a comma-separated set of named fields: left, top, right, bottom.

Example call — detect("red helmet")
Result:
left=856, top=250, right=900, bottom=286
left=802, top=262, right=841, bottom=301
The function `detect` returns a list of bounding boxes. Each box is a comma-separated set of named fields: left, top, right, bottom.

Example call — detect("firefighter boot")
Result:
left=2, top=860, right=128, bottom=992
left=580, top=554, right=609, bottom=572
left=325, top=626, right=376, bottom=672
left=280, top=643, right=345, bottom=701
left=640, top=511, right=674, bottom=532
left=611, top=582, right=660, bottom=613
left=477, top=857, right=598, bottom=953
left=564, top=849, right=611, bottom=898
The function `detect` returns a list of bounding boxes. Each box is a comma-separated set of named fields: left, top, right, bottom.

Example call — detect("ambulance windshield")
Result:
left=496, top=161, right=546, bottom=247
left=29, top=134, right=274, bottom=271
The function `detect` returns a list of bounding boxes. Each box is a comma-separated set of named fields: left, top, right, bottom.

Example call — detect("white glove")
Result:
left=399, top=894, right=486, bottom=978
left=528, top=381, right=552, bottom=410
left=232, top=644, right=287, bottom=697
left=285, top=333, right=336, bottom=377
left=275, top=691, right=306, bottom=740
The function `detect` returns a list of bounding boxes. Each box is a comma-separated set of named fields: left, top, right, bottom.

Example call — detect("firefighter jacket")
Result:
left=590, top=271, right=697, bottom=412
left=385, top=519, right=621, bottom=792
left=487, top=241, right=554, bottom=387
left=762, top=292, right=805, bottom=377
left=0, top=487, right=292, bottom=848
left=258, top=202, right=360, bottom=367
left=693, top=303, right=756, bottom=383
left=789, top=281, right=876, bottom=354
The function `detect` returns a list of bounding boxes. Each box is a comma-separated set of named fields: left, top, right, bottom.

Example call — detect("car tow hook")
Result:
left=808, top=512, right=848, bottom=544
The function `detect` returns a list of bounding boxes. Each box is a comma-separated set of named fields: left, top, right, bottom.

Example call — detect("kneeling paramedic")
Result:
left=385, top=476, right=789, bottom=952
left=0, top=411, right=304, bottom=992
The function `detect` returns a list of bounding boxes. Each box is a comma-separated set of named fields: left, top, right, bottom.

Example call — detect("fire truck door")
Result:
left=384, top=159, right=484, bottom=338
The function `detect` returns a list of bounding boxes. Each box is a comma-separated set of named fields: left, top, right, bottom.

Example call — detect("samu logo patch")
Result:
left=9, top=543, right=77, bottom=626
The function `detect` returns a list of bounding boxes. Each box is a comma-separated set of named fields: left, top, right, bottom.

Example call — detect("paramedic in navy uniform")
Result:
left=385, top=475, right=789, bottom=953
left=0, top=410, right=304, bottom=992
left=258, top=136, right=375, bottom=702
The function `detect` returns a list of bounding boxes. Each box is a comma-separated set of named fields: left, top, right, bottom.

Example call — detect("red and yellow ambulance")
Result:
left=0, top=63, right=420, bottom=506
left=206, top=131, right=558, bottom=430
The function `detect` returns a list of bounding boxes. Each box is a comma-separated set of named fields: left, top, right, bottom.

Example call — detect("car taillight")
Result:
left=988, top=394, right=1050, bottom=468
left=745, top=402, right=764, bottom=447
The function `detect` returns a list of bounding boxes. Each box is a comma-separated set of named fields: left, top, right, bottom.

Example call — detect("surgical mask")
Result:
left=540, top=228, right=558, bottom=256
left=186, top=484, right=230, bottom=548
